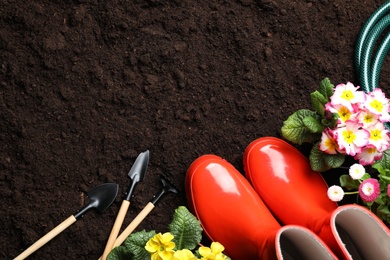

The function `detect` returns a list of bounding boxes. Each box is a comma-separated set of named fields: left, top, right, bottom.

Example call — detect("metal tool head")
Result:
left=125, top=150, right=150, bottom=200
left=74, top=183, right=119, bottom=219
left=150, top=176, right=178, bottom=204
left=160, top=176, right=178, bottom=194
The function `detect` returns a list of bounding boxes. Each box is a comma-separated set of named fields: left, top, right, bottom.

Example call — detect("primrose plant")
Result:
left=107, top=206, right=230, bottom=260
left=281, top=78, right=390, bottom=224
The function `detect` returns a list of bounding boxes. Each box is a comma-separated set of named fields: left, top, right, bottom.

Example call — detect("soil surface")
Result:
left=2, top=0, right=390, bottom=259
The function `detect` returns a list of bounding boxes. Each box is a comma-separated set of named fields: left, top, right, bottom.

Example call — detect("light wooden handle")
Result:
left=101, top=200, right=130, bottom=260
left=14, top=215, right=77, bottom=260
left=98, top=202, right=155, bottom=260
left=114, top=202, right=155, bottom=248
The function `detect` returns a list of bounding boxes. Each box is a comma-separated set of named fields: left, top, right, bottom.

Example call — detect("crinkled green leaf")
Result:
left=373, top=149, right=390, bottom=175
left=107, top=230, right=156, bottom=260
left=376, top=204, right=390, bottom=220
left=323, top=153, right=345, bottom=169
left=107, top=246, right=132, bottom=260
left=339, top=174, right=360, bottom=190
left=310, top=91, right=328, bottom=116
left=302, top=116, right=325, bottom=133
left=309, top=143, right=345, bottom=172
left=281, top=109, right=322, bottom=145
left=123, top=230, right=156, bottom=260
left=375, top=193, right=387, bottom=206
left=168, top=206, right=203, bottom=250
left=318, top=77, right=334, bottom=101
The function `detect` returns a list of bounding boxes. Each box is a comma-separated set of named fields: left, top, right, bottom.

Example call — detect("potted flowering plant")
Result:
left=281, top=78, right=390, bottom=225
left=107, top=206, right=230, bottom=260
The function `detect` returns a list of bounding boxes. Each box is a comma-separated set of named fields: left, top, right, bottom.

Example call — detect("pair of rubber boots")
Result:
left=185, top=137, right=390, bottom=259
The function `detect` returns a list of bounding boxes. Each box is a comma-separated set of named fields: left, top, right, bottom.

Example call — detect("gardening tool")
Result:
left=101, top=150, right=149, bottom=260
left=97, top=176, right=178, bottom=260
left=112, top=176, right=178, bottom=248
left=14, top=183, right=119, bottom=260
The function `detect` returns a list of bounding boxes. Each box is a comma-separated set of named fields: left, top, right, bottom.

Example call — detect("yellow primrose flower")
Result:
left=145, top=232, right=175, bottom=260
left=171, top=249, right=199, bottom=260
left=199, top=242, right=227, bottom=260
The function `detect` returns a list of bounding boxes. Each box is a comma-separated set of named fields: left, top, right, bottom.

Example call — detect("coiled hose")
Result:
left=355, top=0, right=390, bottom=93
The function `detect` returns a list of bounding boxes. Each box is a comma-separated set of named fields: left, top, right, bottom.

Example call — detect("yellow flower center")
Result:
left=370, top=129, right=382, bottom=141
left=342, top=130, right=356, bottom=144
left=337, top=106, right=351, bottom=121
left=363, top=114, right=373, bottom=124
left=325, top=138, right=336, bottom=150
left=370, top=99, right=383, bottom=112
left=341, top=90, right=354, bottom=101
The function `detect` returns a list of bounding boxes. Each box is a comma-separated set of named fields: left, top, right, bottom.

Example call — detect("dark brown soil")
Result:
left=2, top=0, right=389, bottom=259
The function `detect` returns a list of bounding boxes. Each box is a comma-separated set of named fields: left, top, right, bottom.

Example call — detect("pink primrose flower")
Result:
left=364, top=88, right=390, bottom=121
left=356, top=109, right=380, bottom=128
left=354, top=145, right=383, bottom=165
left=334, top=120, right=369, bottom=156
left=359, top=178, right=380, bottom=202
left=319, top=128, right=339, bottom=154
left=330, top=82, right=366, bottom=112
left=366, top=122, right=390, bottom=151
left=325, top=103, right=355, bottom=126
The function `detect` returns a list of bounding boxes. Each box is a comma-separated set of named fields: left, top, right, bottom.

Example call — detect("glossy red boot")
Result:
left=243, top=137, right=390, bottom=259
left=244, top=137, right=342, bottom=256
left=186, top=154, right=337, bottom=259
left=330, top=204, right=390, bottom=259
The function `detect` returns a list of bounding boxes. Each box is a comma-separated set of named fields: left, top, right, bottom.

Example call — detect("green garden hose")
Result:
left=355, top=1, right=390, bottom=93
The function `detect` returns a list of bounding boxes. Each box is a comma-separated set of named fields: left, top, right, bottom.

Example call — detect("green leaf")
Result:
left=318, top=77, right=334, bottom=101
left=361, top=173, right=371, bottom=181
left=107, top=246, right=132, bottom=260
left=376, top=204, right=390, bottom=221
left=122, top=230, right=156, bottom=260
left=302, top=116, right=325, bottom=133
left=323, top=153, right=345, bottom=169
left=281, top=109, right=322, bottom=145
left=373, top=148, right=390, bottom=172
left=309, top=143, right=345, bottom=172
left=339, top=175, right=360, bottom=190
left=375, top=193, right=387, bottom=206
left=310, top=91, right=328, bottom=116
left=169, top=206, right=203, bottom=250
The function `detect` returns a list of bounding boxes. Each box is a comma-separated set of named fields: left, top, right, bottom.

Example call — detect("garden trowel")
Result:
left=101, top=150, right=149, bottom=260
left=112, top=176, right=178, bottom=248
left=98, top=176, right=178, bottom=259
left=14, top=183, right=119, bottom=260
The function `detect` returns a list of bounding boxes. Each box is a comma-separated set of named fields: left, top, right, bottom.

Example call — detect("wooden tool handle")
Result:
left=98, top=202, right=155, bottom=260
left=101, top=200, right=130, bottom=260
left=114, top=202, right=155, bottom=248
left=14, top=215, right=77, bottom=260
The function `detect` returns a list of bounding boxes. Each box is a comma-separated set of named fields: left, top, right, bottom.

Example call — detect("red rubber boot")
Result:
left=330, top=204, right=390, bottom=259
left=186, top=154, right=337, bottom=259
left=244, top=137, right=390, bottom=259
left=243, top=137, right=343, bottom=257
